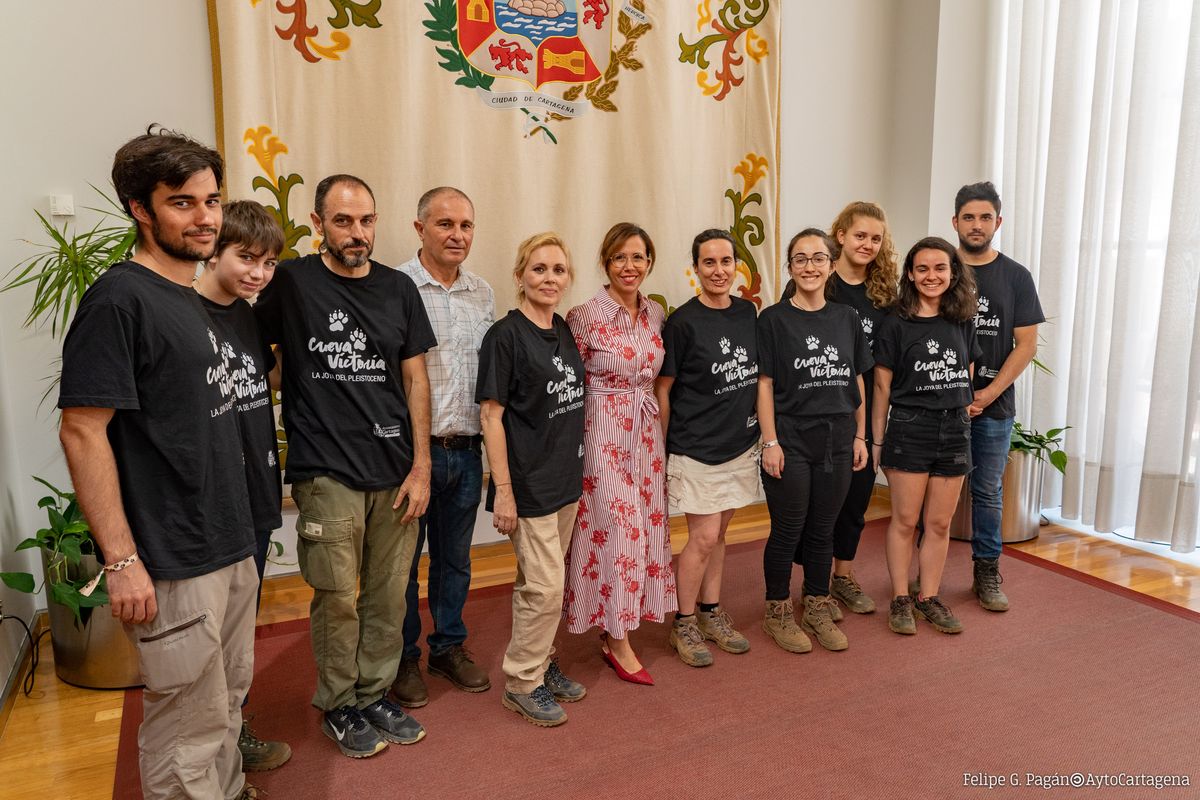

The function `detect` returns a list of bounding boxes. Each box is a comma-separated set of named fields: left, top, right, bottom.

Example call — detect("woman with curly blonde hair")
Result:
left=790, top=202, right=899, bottom=616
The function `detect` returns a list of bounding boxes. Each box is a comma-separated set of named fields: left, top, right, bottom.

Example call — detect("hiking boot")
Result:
left=669, top=615, right=714, bottom=667
left=762, top=599, right=812, bottom=653
left=972, top=557, right=1010, bottom=612
left=543, top=658, right=586, bottom=702
left=888, top=595, right=917, bottom=635
left=390, top=656, right=429, bottom=708
left=698, top=606, right=751, bottom=653
left=361, top=697, right=426, bottom=745
left=322, top=706, right=388, bottom=758
left=428, top=645, right=491, bottom=692
left=503, top=684, right=567, bottom=727
left=831, top=574, right=876, bottom=614
left=912, top=595, right=964, bottom=634
left=235, top=784, right=263, bottom=799
left=237, top=718, right=291, bottom=772
left=800, top=595, right=849, bottom=651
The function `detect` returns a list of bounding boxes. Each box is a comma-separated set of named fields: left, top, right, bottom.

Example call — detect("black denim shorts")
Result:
left=880, top=406, right=972, bottom=477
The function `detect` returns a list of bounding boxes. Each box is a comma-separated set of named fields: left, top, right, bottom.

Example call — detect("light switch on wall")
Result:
left=49, top=194, right=75, bottom=216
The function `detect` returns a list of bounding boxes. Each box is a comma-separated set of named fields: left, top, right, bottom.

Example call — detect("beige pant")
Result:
left=129, top=556, right=257, bottom=800
left=292, top=475, right=418, bottom=710
left=502, top=502, right=579, bottom=693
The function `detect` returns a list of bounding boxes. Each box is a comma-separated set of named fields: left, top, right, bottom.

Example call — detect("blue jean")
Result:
left=969, top=415, right=1014, bottom=560
left=402, top=445, right=483, bottom=660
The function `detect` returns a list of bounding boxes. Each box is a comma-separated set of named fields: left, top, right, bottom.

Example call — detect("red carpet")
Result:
left=115, top=520, right=1198, bottom=799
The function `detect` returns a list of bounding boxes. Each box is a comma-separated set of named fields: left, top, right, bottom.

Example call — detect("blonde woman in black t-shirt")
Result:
left=871, top=237, right=980, bottom=637
left=478, top=232, right=587, bottom=727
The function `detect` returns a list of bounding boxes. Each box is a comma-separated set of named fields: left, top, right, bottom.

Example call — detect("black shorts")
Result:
left=880, top=406, right=972, bottom=477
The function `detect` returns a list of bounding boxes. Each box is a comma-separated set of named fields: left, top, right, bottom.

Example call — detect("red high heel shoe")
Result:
left=600, top=633, right=654, bottom=685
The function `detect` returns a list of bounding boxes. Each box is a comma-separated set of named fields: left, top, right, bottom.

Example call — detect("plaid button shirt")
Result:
left=397, top=255, right=495, bottom=437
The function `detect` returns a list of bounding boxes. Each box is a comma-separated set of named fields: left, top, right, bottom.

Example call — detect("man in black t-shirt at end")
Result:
left=59, top=128, right=260, bottom=800
left=254, top=175, right=437, bottom=758
left=952, top=181, right=1045, bottom=612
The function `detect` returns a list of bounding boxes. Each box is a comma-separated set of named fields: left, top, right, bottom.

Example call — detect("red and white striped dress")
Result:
left=563, top=288, right=677, bottom=637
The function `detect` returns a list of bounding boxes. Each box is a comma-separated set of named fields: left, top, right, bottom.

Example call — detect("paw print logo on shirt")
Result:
left=329, top=310, right=349, bottom=332
left=734, top=345, right=748, bottom=363
left=207, top=328, right=218, bottom=355
left=350, top=329, right=367, bottom=351
left=824, top=345, right=839, bottom=361
left=926, top=339, right=940, bottom=355
left=945, top=349, right=958, bottom=366
left=861, top=317, right=874, bottom=335
left=553, top=356, right=566, bottom=372
left=241, top=353, right=257, bottom=375
left=719, top=337, right=731, bottom=355
left=221, top=341, right=238, bottom=363
left=977, top=296, right=990, bottom=315
left=806, top=335, right=820, bottom=350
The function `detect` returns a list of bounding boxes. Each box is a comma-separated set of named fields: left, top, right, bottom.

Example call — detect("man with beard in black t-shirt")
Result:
left=58, top=127, right=260, bottom=800
left=254, top=175, right=437, bottom=759
left=952, top=181, right=1045, bottom=612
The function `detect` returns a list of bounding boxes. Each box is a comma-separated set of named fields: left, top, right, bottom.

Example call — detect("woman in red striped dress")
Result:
left=564, top=222, right=677, bottom=685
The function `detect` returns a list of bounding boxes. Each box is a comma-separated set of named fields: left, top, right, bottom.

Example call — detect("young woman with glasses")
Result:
left=756, top=229, right=872, bottom=654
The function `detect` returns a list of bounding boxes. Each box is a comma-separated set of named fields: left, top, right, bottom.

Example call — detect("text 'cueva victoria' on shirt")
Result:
left=253, top=254, right=437, bottom=491
left=660, top=296, right=760, bottom=465
left=873, top=312, right=983, bottom=410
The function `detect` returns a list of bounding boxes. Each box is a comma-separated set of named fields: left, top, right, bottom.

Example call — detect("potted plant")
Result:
left=1, top=189, right=141, bottom=688
left=950, top=422, right=1069, bottom=544
left=0, top=478, right=140, bottom=688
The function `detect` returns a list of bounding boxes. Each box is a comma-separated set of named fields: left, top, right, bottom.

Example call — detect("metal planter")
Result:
left=949, top=450, right=1044, bottom=544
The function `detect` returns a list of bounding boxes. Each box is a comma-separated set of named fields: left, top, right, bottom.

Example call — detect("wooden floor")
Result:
left=2, top=498, right=1198, bottom=799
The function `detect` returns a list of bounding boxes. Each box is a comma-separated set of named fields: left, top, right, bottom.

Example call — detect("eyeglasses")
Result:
left=789, top=253, right=831, bottom=268
left=609, top=254, right=650, bottom=267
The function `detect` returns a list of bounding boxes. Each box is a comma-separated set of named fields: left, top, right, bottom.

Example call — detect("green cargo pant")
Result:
left=292, top=475, right=418, bottom=711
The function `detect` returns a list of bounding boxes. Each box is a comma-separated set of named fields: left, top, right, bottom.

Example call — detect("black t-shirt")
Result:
left=201, top=296, right=282, bottom=533
left=476, top=310, right=585, bottom=517
left=757, top=300, right=874, bottom=432
left=660, top=296, right=760, bottom=464
left=873, top=312, right=983, bottom=410
left=58, top=261, right=255, bottom=581
left=253, top=254, right=437, bottom=490
left=971, top=252, right=1045, bottom=419
left=829, top=273, right=888, bottom=411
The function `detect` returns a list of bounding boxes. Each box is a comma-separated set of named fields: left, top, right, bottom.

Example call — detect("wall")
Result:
left=0, top=0, right=216, bottom=699
left=0, top=0, right=994, bottom=698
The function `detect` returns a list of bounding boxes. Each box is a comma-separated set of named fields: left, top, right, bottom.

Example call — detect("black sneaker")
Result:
left=322, top=706, right=388, bottom=758
left=543, top=658, right=586, bottom=702
left=361, top=697, right=427, bottom=745
left=502, top=684, right=567, bottom=727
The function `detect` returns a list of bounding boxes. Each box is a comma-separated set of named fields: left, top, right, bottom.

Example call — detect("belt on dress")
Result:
left=586, top=384, right=660, bottom=444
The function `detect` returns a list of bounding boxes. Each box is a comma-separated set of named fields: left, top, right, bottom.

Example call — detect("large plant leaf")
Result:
left=0, top=572, right=35, bottom=593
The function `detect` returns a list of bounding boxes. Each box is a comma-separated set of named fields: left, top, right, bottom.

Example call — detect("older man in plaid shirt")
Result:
left=391, top=187, right=495, bottom=706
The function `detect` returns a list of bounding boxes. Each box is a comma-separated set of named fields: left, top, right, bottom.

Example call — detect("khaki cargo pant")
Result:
left=292, top=475, right=418, bottom=710
left=129, top=556, right=257, bottom=800
left=502, top=502, right=578, bottom=694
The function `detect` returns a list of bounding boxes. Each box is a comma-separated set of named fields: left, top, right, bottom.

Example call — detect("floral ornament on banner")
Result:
left=270, top=0, right=382, bottom=63
left=243, top=126, right=313, bottom=261
left=424, top=0, right=650, bottom=144
left=649, top=152, right=768, bottom=318
left=678, top=0, right=769, bottom=100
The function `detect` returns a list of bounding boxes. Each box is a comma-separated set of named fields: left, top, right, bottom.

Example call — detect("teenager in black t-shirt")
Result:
left=194, top=200, right=291, bottom=771
left=655, top=229, right=759, bottom=668
left=872, top=237, right=981, bottom=638
left=253, top=175, right=435, bottom=758
left=478, top=233, right=586, bottom=727
left=58, top=129, right=258, bottom=799
left=786, top=202, right=900, bottom=616
left=757, top=229, right=871, bottom=655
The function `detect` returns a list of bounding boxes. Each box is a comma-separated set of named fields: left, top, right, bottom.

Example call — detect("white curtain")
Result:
left=995, top=0, right=1200, bottom=552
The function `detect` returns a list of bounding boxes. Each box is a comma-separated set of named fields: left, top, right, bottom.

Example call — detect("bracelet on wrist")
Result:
left=80, top=553, right=139, bottom=598
left=762, top=439, right=779, bottom=449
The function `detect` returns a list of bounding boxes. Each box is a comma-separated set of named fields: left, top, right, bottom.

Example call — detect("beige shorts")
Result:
left=666, top=443, right=762, bottom=515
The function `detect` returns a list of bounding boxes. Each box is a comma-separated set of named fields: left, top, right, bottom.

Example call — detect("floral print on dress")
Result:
left=563, top=288, right=676, bottom=636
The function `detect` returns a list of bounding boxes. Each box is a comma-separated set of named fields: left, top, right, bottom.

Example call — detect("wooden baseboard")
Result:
left=0, top=611, right=48, bottom=738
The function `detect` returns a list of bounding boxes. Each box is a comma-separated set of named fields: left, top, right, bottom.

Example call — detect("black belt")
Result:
left=431, top=434, right=481, bottom=450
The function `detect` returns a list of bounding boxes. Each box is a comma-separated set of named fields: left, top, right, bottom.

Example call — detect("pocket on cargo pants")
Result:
left=293, top=478, right=357, bottom=593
